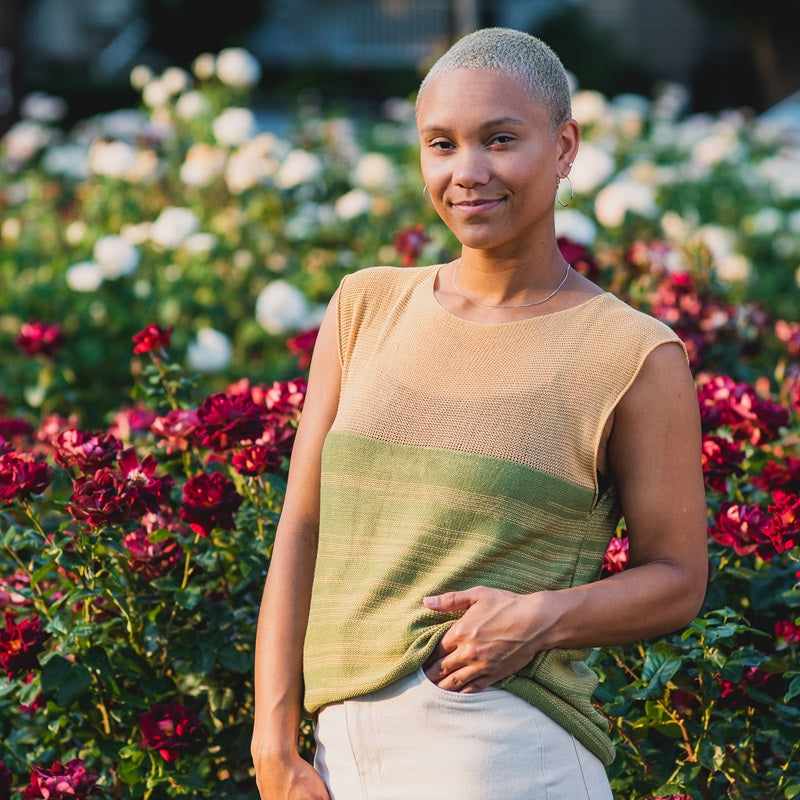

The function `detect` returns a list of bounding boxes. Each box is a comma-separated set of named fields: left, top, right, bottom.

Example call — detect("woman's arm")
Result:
left=251, top=291, right=341, bottom=799
left=424, top=341, right=708, bottom=692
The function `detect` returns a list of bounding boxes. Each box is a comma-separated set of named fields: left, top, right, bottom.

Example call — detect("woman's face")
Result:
left=417, top=68, right=578, bottom=256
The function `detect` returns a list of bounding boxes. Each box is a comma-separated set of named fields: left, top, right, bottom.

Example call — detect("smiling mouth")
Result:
left=450, top=198, right=504, bottom=211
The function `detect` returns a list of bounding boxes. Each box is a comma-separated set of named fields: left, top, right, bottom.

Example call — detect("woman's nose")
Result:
left=452, top=147, right=490, bottom=187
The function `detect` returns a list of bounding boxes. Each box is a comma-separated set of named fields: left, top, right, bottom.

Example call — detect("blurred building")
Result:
left=1, top=0, right=793, bottom=132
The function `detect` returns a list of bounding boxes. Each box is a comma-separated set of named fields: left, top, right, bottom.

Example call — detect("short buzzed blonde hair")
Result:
left=417, top=27, right=572, bottom=131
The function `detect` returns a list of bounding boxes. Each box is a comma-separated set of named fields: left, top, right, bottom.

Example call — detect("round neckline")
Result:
left=423, top=264, right=609, bottom=328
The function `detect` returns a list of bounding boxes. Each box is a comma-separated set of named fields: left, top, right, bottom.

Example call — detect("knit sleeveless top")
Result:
left=303, top=265, right=684, bottom=765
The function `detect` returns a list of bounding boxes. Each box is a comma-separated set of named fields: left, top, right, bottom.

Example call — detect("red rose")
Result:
left=139, top=703, right=207, bottom=762
left=752, top=457, right=800, bottom=493
left=180, top=472, right=242, bottom=536
left=286, top=327, right=319, bottom=370
left=107, top=406, right=158, bottom=442
left=151, top=408, right=200, bottom=454
left=195, top=392, right=265, bottom=452
left=54, top=429, right=121, bottom=472
left=0, top=572, right=31, bottom=609
left=557, top=236, right=600, bottom=280
left=0, top=451, right=53, bottom=503
left=775, top=619, right=800, bottom=644
left=763, top=491, right=800, bottom=555
left=709, top=502, right=776, bottom=560
left=132, top=323, right=173, bottom=355
left=716, top=666, right=774, bottom=709
left=0, top=417, right=34, bottom=443
left=117, top=448, right=173, bottom=511
left=16, top=320, right=66, bottom=358
left=66, top=469, right=141, bottom=527
left=122, top=528, right=184, bottom=581
left=22, top=759, right=101, bottom=799
left=701, top=434, right=744, bottom=493
left=775, top=320, right=800, bottom=359
left=262, top=378, right=307, bottom=424
left=34, top=414, right=80, bottom=450
left=601, top=535, right=629, bottom=575
left=232, top=444, right=283, bottom=477
left=0, top=612, right=48, bottom=680
left=697, top=374, right=789, bottom=445
left=393, top=224, right=429, bottom=267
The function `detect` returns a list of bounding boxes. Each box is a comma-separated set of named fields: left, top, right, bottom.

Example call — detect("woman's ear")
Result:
left=557, top=118, right=580, bottom=174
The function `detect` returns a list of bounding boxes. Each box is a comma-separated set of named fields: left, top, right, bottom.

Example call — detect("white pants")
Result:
left=314, top=668, right=613, bottom=800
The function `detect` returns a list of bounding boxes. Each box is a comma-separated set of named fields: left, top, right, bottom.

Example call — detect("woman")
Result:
left=251, top=27, right=707, bottom=800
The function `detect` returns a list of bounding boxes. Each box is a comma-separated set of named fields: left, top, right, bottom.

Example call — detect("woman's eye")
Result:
left=490, top=135, right=514, bottom=145
left=430, top=140, right=454, bottom=150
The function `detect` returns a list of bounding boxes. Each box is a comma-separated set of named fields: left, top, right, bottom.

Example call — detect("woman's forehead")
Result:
left=417, top=69, right=548, bottom=128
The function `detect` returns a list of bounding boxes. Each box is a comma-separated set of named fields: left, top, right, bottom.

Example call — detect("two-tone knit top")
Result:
left=303, top=264, right=683, bottom=765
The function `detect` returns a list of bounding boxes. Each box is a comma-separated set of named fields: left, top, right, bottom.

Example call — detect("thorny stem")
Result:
left=151, top=354, right=179, bottom=411
left=776, top=740, right=800, bottom=797
left=22, top=500, right=48, bottom=541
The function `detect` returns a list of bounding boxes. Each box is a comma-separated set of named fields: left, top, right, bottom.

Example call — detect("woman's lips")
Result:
left=450, top=198, right=504, bottom=214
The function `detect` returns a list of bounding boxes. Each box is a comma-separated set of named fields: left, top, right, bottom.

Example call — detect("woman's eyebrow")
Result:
left=419, top=117, right=526, bottom=136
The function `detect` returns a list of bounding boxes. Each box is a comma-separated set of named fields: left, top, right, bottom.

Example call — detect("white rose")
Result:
left=716, top=253, right=751, bottom=283
left=570, top=90, right=608, bottom=126
left=175, top=90, right=208, bottom=120
left=142, top=79, right=170, bottom=108
left=335, top=188, right=372, bottom=220
left=93, top=235, right=141, bottom=278
left=2, top=121, right=53, bottom=163
left=183, top=232, right=217, bottom=254
left=180, top=143, right=226, bottom=187
left=255, top=280, right=310, bottom=334
left=66, top=261, right=104, bottom=292
left=694, top=225, right=736, bottom=260
left=150, top=207, right=200, bottom=249
left=569, top=143, right=615, bottom=194
left=130, top=64, right=153, bottom=90
left=20, top=92, right=67, bottom=123
left=215, top=48, right=262, bottom=88
left=120, top=221, right=152, bottom=245
left=192, top=53, right=216, bottom=81
left=65, top=220, right=87, bottom=246
left=187, top=327, right=232, bottom=372
left=275, top=149, right=322, bottom=189
left=88, top=139, right=138, bottom=178
left=161, top=67, right=190, bottom=96
left=743, top=207, right=783, bottom=236
left=594, top=180, right=657, bottom=228
left=212, top=107, right=255, bottom=147
left=352, top=152, right=395, bottom=191
left=42, top=144, right=88, bottom=180
left=554, top=208, right=597, bottom=245
left=223, top=133, right=282, bottom=193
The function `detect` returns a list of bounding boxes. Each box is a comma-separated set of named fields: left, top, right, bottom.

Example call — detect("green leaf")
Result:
left=217, top=646, right=252, bottom=674
left=785, top=784, right=800, bottom=800
left=41, top=654, right=92, bottom=707
left=784, top=676, right=800, bottom=703
left=642, top=650, right=681, bottom=688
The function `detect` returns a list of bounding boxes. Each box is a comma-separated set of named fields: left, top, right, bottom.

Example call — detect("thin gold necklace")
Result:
left=451, top=260, right=571, bottom=309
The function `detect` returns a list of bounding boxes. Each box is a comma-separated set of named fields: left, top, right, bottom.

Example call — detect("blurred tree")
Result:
left=687, top=0, right=800, bottom=106
left=0, top=0, right=20, bottom=134
left=143, top=0, right=267, bottom=64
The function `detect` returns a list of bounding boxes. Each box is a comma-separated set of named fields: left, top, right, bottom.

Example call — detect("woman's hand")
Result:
left=252, top=747, right=330, bottom=800
left=422, top=586, right=551, bottom=693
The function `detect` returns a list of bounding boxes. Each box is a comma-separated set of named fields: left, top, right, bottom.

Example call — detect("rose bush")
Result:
left=1, top=50, right=799, bottom=799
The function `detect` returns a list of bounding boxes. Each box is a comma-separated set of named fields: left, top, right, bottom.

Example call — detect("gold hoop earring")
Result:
left=422, top=185, right=434, bottom=208
left=556, top=175, right=573, bottom=208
